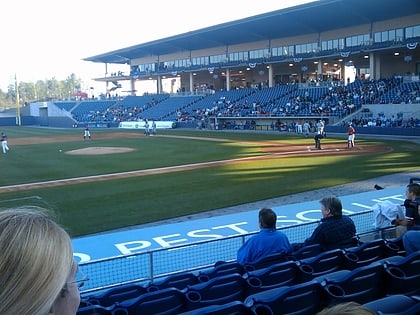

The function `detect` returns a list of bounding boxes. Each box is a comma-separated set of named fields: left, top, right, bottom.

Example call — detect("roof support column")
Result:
left=370, top=52, right=381, bottom=80
left=317, top=61, right=322, bottom=79
left=130, top=78, right=136, bottom=96
left=226, top=68, right=230, bottom=91
left=268, top=65, right=273, bottom=87
left=189, top=72, right=194, bottom=93
left=157, top=75, right=162, bottom=94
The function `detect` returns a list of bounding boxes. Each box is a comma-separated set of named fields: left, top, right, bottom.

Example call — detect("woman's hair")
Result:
left=320, top=196, right=343, bottom=216
left=316, top=301, right=376, bottom=315
left=0, top=206, right=74, bottom=315
left=258, top=208, right=277, bottom=229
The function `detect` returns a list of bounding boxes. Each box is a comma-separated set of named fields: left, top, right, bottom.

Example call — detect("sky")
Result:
left=0, top=0, right=315, bottom=93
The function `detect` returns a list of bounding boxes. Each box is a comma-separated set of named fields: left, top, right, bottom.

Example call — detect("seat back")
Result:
left=77, top=304, right=114, bottom=315
left=288, top=244, right=323, bottom=261
left=298, top=249, right=345, bottom=282
left=198, top=261, right=244, bottom=282
left=244, top=281, right=326, bottom=315
left=146, top=271, right=199, bottom=292
left=245, top=260, right=299, bottom=295
left=384, top=251, right=420, bottom=295
left=321, top=263, right=386, bottom=305
left=343, top=239, right=387, bottom=270
left=84, top=283, right=147, bottom=307
left=243, top=252, right=288, bottom=272
left=177, top=300, right=252, bottom=315
left=184, top=273, right=246, bottom=310
left=118, top=287, right=186, bottom=315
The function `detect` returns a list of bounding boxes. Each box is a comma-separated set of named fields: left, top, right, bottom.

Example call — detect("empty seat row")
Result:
left=77, top=250, right=420, bottom=315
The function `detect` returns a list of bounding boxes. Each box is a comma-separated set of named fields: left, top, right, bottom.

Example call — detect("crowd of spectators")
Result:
left=72, top=77, right=419, bottom=128
left=345, top=112, right=420, bottom=128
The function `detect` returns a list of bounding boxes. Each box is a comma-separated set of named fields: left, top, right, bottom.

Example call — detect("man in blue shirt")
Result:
left=237, top=208, right=291, bottom=265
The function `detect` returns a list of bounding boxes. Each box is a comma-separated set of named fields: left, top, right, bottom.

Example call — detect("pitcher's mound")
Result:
left=66, top=147, right=135, bottom=155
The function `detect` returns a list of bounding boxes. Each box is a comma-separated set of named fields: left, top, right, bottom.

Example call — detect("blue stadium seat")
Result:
left=364, top=294, right=420, bottom=315
left=116, top=287, right=187, bottom=315
left=244, top=260, right=300, bottom=295
left=146, top=271, right=200, bottom=291
left=298, top=248, right=345, bottom=282
left=83, top=283, right=147, bottom=307
left=178, top=300, right=252, bottom=315
left=385, top=236, right=405, bottom=256
left=243, top=252, right=289, bottom=272
left=197, top=260, right=244, bottom=282
left=319, top=263, right=386, bottom=305
left=343, top=238, right=391, bottom=270
left=184, top=273, right=247, bottom=311
left=287, top=244, right=323, bottom=261
left=77, top=304, right=114, bottom=315
left=244, top=280, right=326, bottom=315
left=384, top=250, right=420, bottom=296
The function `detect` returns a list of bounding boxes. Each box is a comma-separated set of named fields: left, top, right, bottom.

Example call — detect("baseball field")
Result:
left=0, top=126, right=418, bottom=236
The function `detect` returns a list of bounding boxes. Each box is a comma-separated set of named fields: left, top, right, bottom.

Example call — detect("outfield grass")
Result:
left=0, top=126, right=418, bottom=236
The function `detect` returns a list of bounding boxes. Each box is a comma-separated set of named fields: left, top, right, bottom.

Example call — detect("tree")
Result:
left=0, top=74, right=84, bottom=105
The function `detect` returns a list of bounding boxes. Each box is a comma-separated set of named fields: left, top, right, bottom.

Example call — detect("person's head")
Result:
left=320, top=196, right=342, bottom=218
left=0, top=206, right=81, bottom=315
left=406, top=183, right=420, bottom=200
left=316, top=301, right=376, bottom=315
left=258, top=208, right=277, bottom=229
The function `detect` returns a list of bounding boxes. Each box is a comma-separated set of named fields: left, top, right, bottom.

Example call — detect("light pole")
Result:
left=15, top=74, right=21, bottom=126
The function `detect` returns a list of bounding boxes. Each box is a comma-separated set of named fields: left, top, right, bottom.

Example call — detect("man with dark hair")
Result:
left=404, top=183, right=420, bottom=230
left=394, top=183, right=420, bottom=230
left=237, top=208, right=291, bottom=265
left=297, top=196, right=358, bottom=250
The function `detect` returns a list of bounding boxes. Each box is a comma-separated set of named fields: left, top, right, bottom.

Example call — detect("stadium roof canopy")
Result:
left=83, top=0, right=420, bottom=65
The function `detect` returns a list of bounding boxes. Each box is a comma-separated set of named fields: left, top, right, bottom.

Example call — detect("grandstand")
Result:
left=18, top=78, right=420, bottom=137
left=1, top=0, right=416, bottom=138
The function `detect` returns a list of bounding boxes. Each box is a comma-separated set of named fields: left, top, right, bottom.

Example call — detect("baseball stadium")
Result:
left=1, top=0, right=420, bottom=314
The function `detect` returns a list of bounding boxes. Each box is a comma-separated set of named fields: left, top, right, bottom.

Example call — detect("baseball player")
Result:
left=347, top=122, right=355, bottom=148
left=1, top=132, right=9, bottom=154
left=84, top=126, right=91, bottom=140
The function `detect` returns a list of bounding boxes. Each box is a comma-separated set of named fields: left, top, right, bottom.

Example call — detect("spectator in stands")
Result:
left=237, top=208, right=291, bottom=265
left=0, top=206, right=84, bottom=315
left=402, top=230, right=420, bottom=255
left=316, top=301, right=375, bottom=315
left=393, top=183, right=420, bottom=230
left=293, top=196, right=358, bottom=251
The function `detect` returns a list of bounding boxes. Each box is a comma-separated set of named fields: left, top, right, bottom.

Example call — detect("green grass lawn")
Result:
left=0, top=126, right=418, bottom=236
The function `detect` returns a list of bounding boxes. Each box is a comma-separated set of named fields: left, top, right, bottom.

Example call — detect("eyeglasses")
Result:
left=67, top=268, right=89, bottom=289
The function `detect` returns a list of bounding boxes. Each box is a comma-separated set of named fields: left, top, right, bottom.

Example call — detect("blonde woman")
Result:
left=0, top=206, right=85, bottom=315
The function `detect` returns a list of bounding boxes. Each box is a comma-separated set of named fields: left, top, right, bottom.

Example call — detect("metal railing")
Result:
left=79, top=209, right=394, bottom=294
